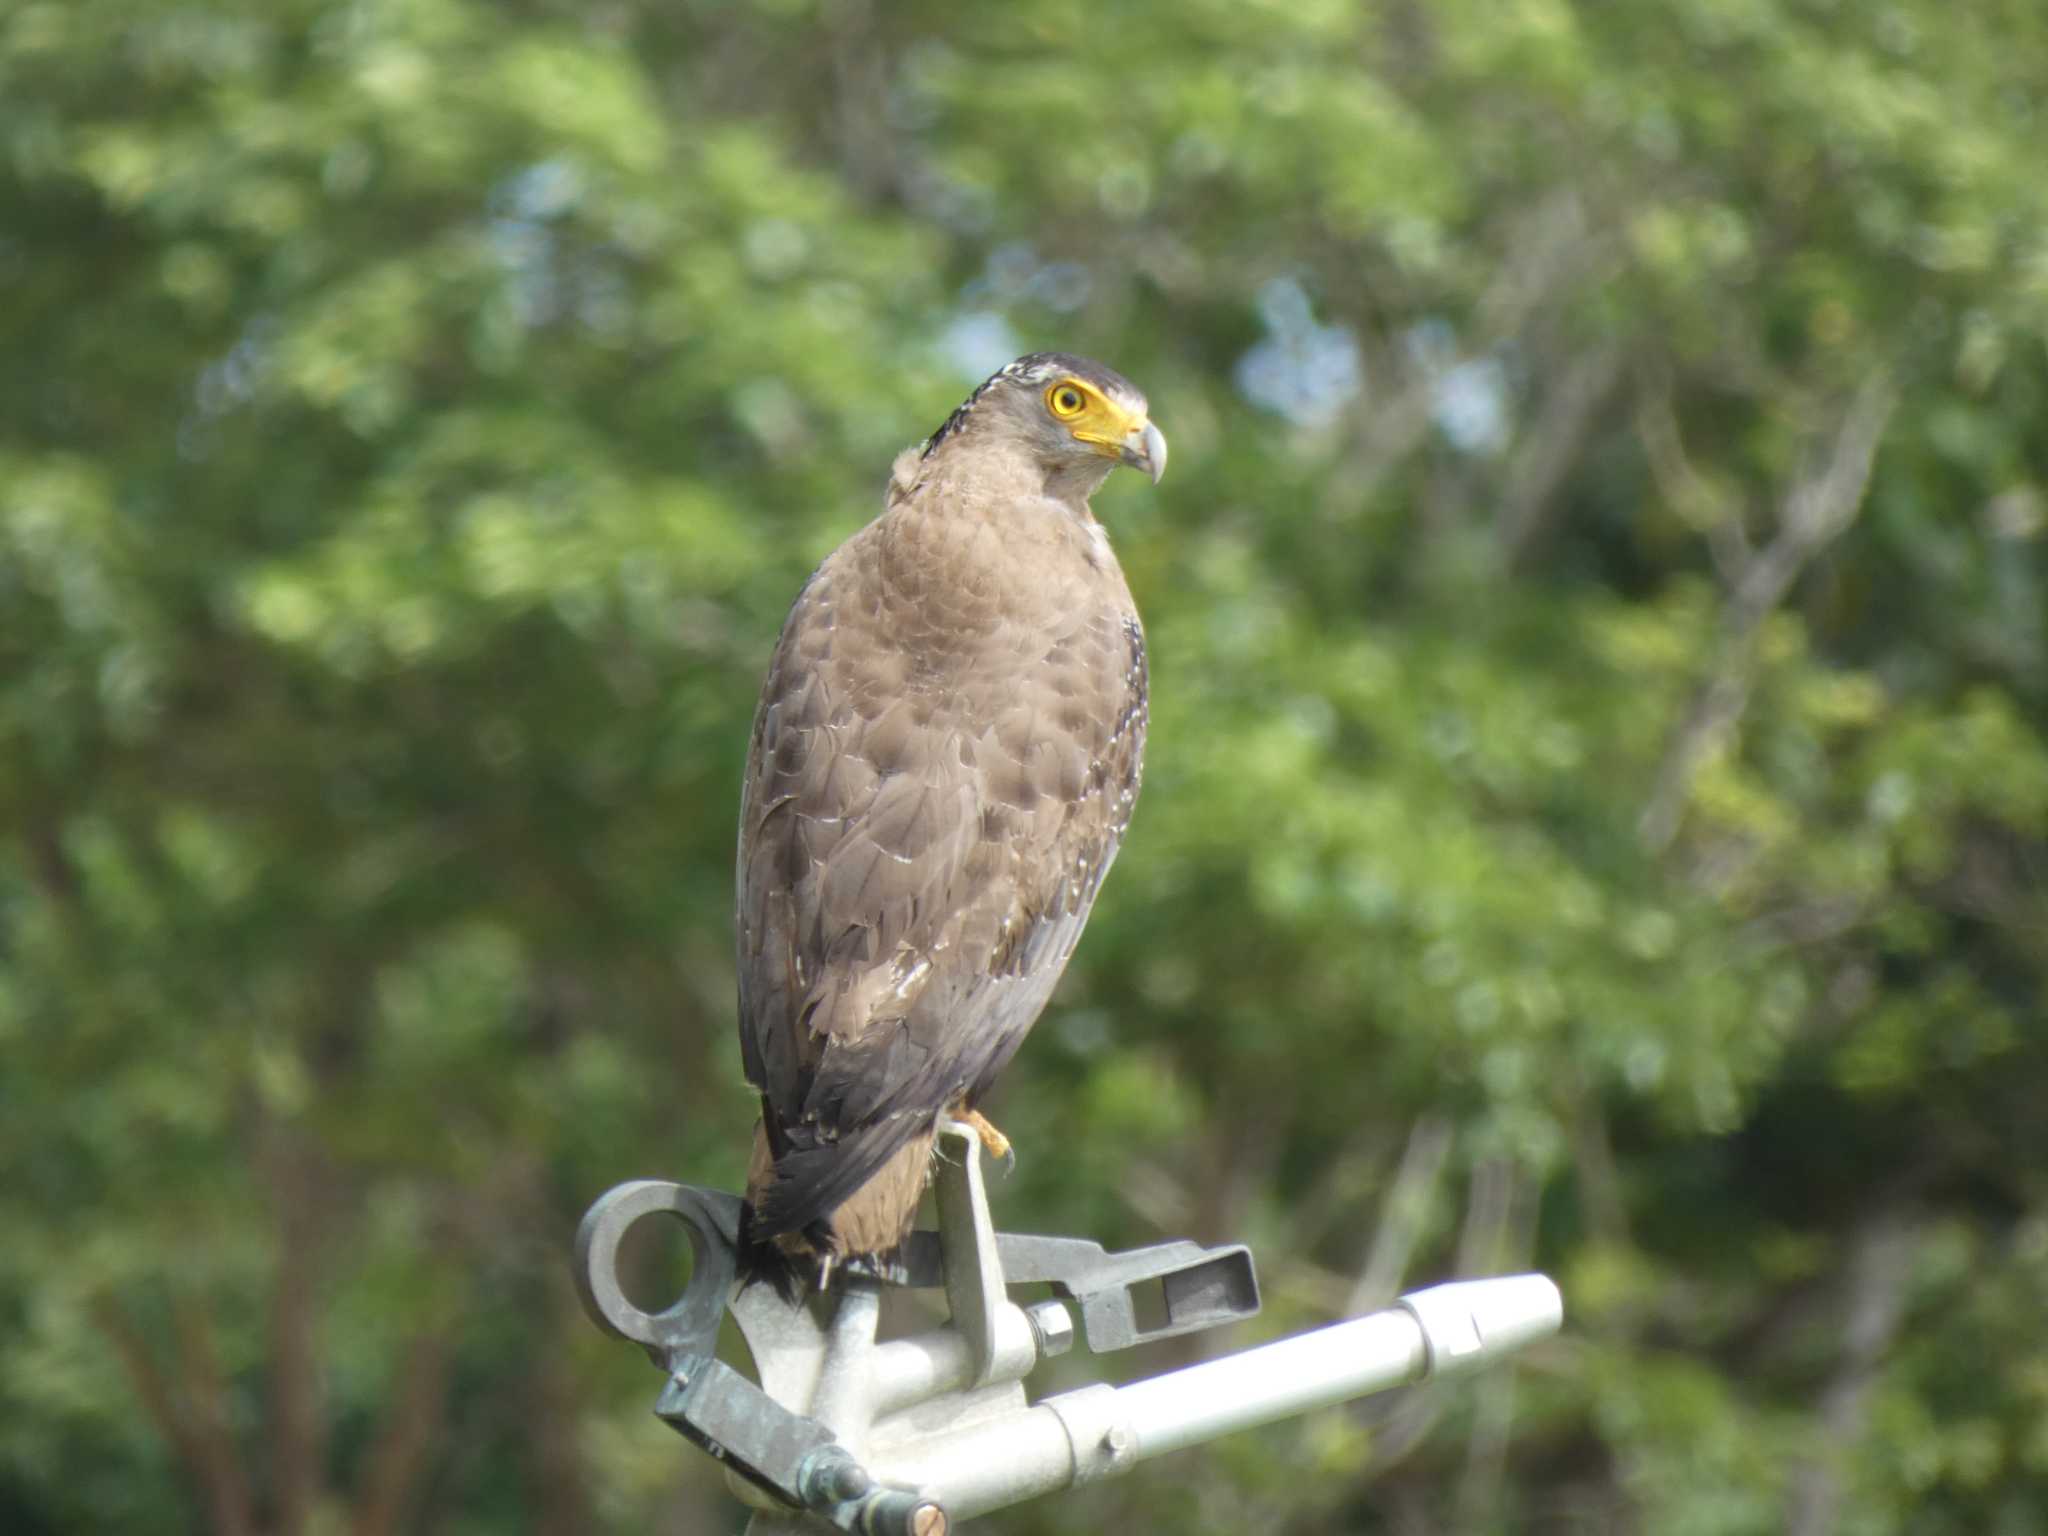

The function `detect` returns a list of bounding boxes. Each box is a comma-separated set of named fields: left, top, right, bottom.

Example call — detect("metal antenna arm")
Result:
left=573, top=1128, right=1562, bottom=1534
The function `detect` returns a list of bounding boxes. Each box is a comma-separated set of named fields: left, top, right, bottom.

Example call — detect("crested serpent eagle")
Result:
left=736, top=353, right=1166, bottom=1288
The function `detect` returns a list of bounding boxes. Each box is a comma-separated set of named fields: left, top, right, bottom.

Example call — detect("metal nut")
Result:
left=1024, top=1298, right=1076, bottom=1358
left=798, top=1446, right=871, bottom=1508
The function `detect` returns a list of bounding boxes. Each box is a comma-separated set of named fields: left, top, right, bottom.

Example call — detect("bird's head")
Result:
left=925, top=352, right=1167, bottom=499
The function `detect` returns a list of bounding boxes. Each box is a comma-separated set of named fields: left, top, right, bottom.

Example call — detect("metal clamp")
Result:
left=569, top=1128, right=1261, bottom=1532
left=573, top=1178, right=737, bottom=1368
left=898, top=1123, right=1262, bottom=1355
left=574, top=1177, right=948, bottom=1534
left=573, top=1125, right=1559, bottom=1533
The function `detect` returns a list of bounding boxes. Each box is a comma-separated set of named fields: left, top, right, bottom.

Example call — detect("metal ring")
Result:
left=573, top=1180, right=741, bottom=1361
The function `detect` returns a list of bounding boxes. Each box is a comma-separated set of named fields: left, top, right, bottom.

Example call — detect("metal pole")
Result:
left=579, top=1159, right=1561, bottom=1534
left=881, top=1273, right=1562, bottom=1521
left=1113, top=1305, right=1430, bottom=1458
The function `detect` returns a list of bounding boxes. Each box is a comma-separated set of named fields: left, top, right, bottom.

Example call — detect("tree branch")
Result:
left=527, top=1284, right=597, bottom=1536
left=1566, top=1074, right=1632, bottom=1250
left=1640, top=372, right=1898, bottom=852
left=1634, top=365, right=1750, bottom=579
left=264, top=1129, right=333, bottom=1536
left=1323, top=191, right=1611, bottom=519
left=174, top=1297, right=261, bottom=1536
left=23, top=819, right=80, bottom=909
left=93, top=1296, right=259, bottom=1536
left=1454, top=1160, right=1536, bottom=1532
left=350, top=1326, right=456, bottom=1536
left=1785, top=1210, right=1916, bottom=1536
left=1346, top=1114, right=1454, bottom=1315
left=1498, top=342, right=1625, bottom=569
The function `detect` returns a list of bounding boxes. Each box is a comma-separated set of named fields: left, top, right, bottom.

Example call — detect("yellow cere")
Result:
left=1045, top=377, right=1144, bottom=455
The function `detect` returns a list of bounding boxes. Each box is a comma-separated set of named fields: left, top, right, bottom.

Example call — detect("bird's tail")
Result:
left=735, top=1201, right=915, bottom=1300
left=735, top=1197, right=812, bottom=1303
left=737, top=1112, right=932, bottom=1297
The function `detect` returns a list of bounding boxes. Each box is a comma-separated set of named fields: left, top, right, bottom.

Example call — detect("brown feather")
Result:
left=735, top=355, right=1156, bottom=1283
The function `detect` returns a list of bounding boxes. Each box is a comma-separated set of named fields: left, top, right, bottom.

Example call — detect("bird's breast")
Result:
left=867, top=491, right=1129, bottom=667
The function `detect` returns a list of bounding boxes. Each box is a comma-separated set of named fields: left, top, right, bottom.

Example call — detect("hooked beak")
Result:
left=1119, top=419, right=1168, bottom=485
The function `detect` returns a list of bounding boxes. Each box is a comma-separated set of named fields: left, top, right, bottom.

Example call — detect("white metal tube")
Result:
left=867, top=1301, right=1041, bottom=1416
left=881, top=1404, right=1078, bottom=1518
left=806, top=1281, right=881, bottom=1435
left=825, top=1275, right=1563, bottom=1530
left=867, top=1327, right=975, bottom=1418
left=1114, top=1308, right=1429, bottom=1460
left=894, top=1307, right=1438, bottom=1517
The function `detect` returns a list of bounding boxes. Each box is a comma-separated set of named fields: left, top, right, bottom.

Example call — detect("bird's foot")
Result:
left=957, top=1108, right=1016, bottom=1177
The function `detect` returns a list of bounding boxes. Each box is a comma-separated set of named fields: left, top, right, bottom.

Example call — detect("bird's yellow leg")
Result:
left=956, top=1108, right=1015, bottom=1173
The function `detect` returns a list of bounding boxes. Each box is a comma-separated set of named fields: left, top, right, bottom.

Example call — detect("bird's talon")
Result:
left=956, top=1108, right=1015, bottom=1175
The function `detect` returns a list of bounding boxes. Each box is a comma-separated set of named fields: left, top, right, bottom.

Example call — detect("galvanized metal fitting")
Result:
left=1024, top=1298, right=1075, bottom=1359
left=1044, top=1383, right=1135, bottom=1484
left=798, top=1445, right=873, bottom=1508
left=860, top=1489, right=948, bottom=1536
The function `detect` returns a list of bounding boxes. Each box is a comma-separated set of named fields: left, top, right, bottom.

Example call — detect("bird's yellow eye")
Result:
left=1047, top=382, right=1087, bottom=419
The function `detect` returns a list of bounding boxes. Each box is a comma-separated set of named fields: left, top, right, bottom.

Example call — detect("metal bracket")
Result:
left=932, top=1123, right=1011, bottom=1385
left=899, top=1227, right=1260, bottom=1354
left=573, top=1178, right=737, bottom=1369
left=573, top=1125, right=1561, bottom=1532
left=571, top=1127, right=1260, bottom=1531
left=573, top=1181, right=827, bottom=1512
left=900, top=1122, right=1262, bottom=1355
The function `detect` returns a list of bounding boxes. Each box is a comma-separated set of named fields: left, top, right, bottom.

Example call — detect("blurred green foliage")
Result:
left=3, top=1, right=2046, bottom=1532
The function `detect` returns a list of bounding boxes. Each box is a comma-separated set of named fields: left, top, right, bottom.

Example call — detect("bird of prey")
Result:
left=735, top=352, right=1166, bottom=1289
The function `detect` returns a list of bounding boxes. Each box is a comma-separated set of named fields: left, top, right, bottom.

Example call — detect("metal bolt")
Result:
left=1024, top=1298, right=1076, bottom=1358
left=799, top=1446, right=871, bottom=1508
left=670, top=1367, right=690, bottom=1388
left=826, top=1461, right=872, bottom=1503
left=860, top=1490, right=948, bottom=1536
left=1102, top=1423, right=1134, bottom=1460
